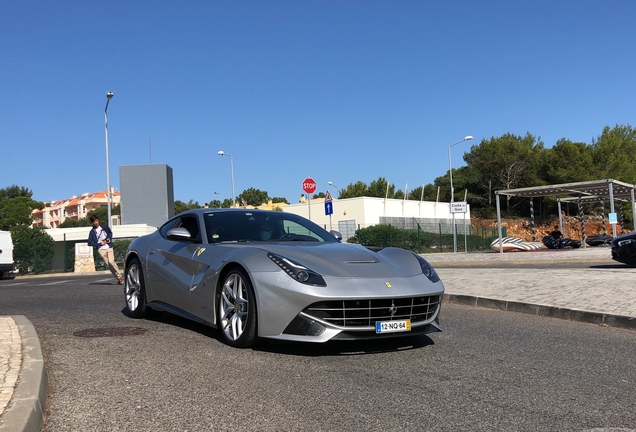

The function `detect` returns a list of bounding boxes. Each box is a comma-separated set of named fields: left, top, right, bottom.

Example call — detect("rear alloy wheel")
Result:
left=124, top=257, right=148, bottom=318
left=218, top=269, right=257, bottom=347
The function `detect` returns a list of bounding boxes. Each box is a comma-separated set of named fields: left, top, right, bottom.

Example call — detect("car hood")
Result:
left=612, top=231, right=636, bottom=245
left=250, top=242, right=423, bottom=278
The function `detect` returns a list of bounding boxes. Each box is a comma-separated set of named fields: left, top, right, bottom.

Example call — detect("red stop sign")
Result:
left=302, top=178, right=317, bottom=194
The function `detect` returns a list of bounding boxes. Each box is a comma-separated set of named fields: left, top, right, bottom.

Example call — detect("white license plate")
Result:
left=375, top=319, right=411, bottom=334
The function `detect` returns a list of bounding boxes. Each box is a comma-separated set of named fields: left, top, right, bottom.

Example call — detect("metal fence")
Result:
left=346, top=221, right=506, bottom=253
left=13, top=237, right=133, bottom=275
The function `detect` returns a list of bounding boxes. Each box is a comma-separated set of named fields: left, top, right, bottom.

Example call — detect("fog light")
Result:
left=283, top=315, right=326, bottom=336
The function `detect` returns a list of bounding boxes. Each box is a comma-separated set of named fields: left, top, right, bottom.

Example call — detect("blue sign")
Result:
left=609, top=212, right=618, bottom=224
left=324, top=202, right=333, bottom=216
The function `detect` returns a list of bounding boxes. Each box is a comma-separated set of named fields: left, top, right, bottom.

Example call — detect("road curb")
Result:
left=0, top=316, right=47, bottom=432
left=443, top=294, right=636, bottom=330
left=431, top=258, right=615, bottom=268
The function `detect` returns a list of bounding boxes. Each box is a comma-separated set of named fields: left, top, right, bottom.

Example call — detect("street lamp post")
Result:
left=217, top=151, right=235, bottom=207
left=327, top=181, right=339, bottom=196
left=327, top=182, right=340, bottom=231
left=448, top=135, right=473, bottom=252
left=104, top=92, right=114, bottom=226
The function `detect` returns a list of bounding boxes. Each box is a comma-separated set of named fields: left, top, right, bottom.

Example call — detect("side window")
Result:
left=159, top=219, right=179, bottom=238
left=160, top=215, right=202, bottom=243
left=282, top=220, right=323, bottom=241
left=174, top=216, right=202, bottom=243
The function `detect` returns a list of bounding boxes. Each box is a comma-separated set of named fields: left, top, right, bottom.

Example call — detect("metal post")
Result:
left=529, top=198, right=535, bottom=242
left=632, top=188, right=636, bottom=232
left=104, top=92, right=114, bottom=226
left=609, top=183, right=617, bottom=238
left=600, top=198, right=606, bottom=235
left=496, top=193, right=503, bottom=254
left=558, top=200, right=564, bottom=236
left=578, top=195, right=586, bottom=248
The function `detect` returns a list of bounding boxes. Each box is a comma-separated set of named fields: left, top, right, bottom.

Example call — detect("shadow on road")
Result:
left=121, top=307, right=435, bottom=356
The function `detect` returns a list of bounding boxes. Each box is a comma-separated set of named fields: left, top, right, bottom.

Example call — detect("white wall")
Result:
left=283, top=196, right=470, bottom=229
left=45, top=224, right=157, bottom=242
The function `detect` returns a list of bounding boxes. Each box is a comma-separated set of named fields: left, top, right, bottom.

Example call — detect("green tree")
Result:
left=221, top=198, right=233, bottom=208
left=313, top=192, right=325, bottom=199
left=207, top=200, right=222, bottom=208
left=544, top=139, right=595, bottom=184
left=408, top=184, right=438, bottom=201
left=0, top=196, right=44, bottom=230
left=238, top=188, right=269, bottom=206
left=339, top=181, right=368, bottom=199
left=10, top=225, right=54, bottom=274
left=271, top=197, right=289, bottom=204
left=367, top=177, right=395, bottom=198
left=591, top=124, right=636, bottom=182
left=463, top=133, right=545, bottom=209
left=174, top=200, right=201, bottom=214
left=0, top=185, right=34, bottom=201
left=59, top=218, right=92, bottom=228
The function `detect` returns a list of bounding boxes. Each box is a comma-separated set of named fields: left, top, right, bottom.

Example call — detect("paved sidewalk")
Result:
left=423, top=246, right=636, bottom=329
left=1, top=248, right=634, bottom=431
left=0, top=316, right=47, bottom=432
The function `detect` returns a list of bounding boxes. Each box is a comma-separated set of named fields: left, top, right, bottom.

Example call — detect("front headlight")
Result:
left=267, top=253, right=327, bottom=286
left=618, top=239, right=634, bottom=247
left=414, top=254, right=440, bottom=283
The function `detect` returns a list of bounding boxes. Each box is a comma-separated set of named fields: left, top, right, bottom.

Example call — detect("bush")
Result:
left=10, top=225, right=55, bottom=274
left=347, top=223, right=501, bottom=253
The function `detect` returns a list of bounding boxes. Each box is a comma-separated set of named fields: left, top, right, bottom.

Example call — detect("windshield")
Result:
left=203, top=210, right=339, bottom=244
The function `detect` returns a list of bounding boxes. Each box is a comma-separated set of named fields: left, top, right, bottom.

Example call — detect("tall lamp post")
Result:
left=217, top=151, right=235, bottom=207
left=104, top=92, right=114, bottom=226
left=327, top=182, right=340, bottom=231
left=448, top=135, right=473, bottom=252
left=327, top=181, right=340, bottom=197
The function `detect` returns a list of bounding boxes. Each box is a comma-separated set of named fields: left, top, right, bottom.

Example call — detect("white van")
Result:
left=0, top=231, right=15, bottom=279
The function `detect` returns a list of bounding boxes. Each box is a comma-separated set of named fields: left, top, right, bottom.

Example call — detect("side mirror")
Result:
left=330, top=230, right=343, bottom=241
left=167, top=227, right=192, bottom=240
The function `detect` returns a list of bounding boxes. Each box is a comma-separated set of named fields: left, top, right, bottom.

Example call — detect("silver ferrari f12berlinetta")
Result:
left=123, top=208, right=444, bottom=348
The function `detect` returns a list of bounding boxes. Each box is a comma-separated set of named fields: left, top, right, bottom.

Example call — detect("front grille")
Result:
left=304, top=295, right=440, bottom=328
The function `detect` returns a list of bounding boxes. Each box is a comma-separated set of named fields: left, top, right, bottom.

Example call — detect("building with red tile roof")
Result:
left=32, top=189, right=121, bottom=228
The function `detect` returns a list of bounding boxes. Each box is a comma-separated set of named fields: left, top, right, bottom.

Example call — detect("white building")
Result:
left=283, top=196, right=470, bottom=241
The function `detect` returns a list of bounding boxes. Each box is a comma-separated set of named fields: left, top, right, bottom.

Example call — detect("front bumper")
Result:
left=252, top=271, right=444, bottom=343
left=611, top=245, right=636, bottom=265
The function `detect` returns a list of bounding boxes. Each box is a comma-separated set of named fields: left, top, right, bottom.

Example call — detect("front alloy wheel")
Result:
left=218, top=269, right=257, bottom=347
left=125, top=258, right=147, bottom=318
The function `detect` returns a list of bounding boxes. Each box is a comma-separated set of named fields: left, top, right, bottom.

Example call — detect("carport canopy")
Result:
left=493, top=179, right=636, bottom=253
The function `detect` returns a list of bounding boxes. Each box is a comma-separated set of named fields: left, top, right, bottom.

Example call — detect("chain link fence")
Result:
left=14, top=237, right=133, bottom=275
left=345, top=221, right=506, bottom=253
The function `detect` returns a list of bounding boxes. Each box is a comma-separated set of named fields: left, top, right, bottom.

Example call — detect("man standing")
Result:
left=88, top=215, right=123, bottom=284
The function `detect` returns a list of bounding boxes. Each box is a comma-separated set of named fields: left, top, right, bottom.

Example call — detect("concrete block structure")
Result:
left=120, top=164, right=174, bottom=228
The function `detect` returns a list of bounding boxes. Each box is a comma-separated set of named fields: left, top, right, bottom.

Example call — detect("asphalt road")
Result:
left=1, top=274, right=635, bottom=432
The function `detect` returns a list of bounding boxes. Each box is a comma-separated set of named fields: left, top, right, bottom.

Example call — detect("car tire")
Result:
left=124, top=257, right=149, bottom=318
left=217, top=268, right=257, bottom=348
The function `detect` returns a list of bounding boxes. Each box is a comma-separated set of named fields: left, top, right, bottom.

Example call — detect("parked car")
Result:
left=0, top=231, right=15, bottom=279
left=611, top=232, right=636, bottom=265
left=123, top=209, right=444, bottom=347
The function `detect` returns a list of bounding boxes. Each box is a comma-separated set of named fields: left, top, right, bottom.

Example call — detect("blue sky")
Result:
left=2, top=1, right=635, bottom=205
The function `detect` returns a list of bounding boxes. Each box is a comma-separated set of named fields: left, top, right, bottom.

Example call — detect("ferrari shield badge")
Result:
left=385, top=282, right=392, bottom=288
